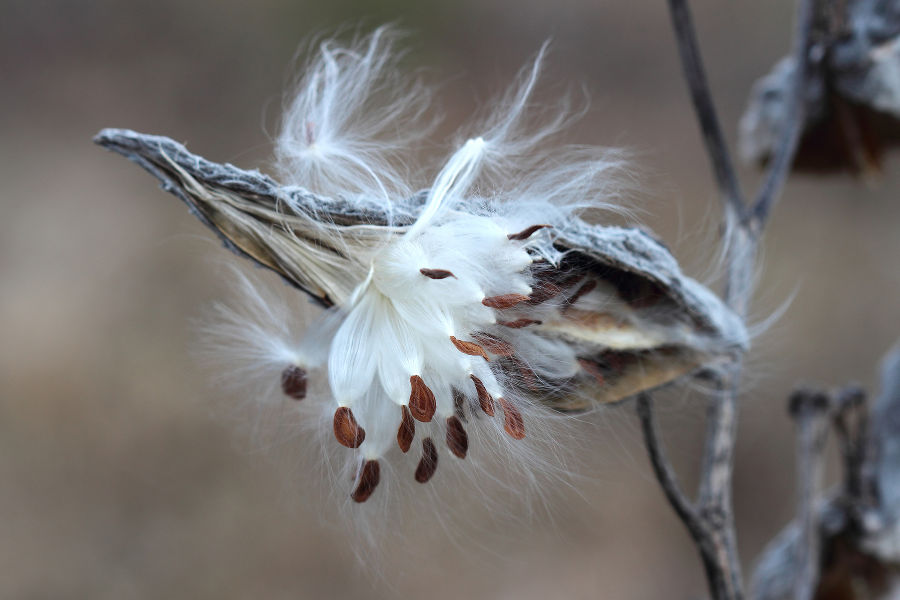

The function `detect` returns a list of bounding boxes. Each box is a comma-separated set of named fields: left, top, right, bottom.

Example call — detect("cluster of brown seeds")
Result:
left=275, top=223, right=621, bottom=504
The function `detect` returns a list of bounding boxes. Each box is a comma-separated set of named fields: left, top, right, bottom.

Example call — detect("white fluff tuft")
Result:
left=207, top=27, right=643, bottom=549
left=275, top=26, right=433, bottom=202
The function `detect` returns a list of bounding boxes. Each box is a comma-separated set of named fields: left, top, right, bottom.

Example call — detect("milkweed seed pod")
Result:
left=739, top=0, right=900, bottom=175
left=95, top=28, right=747, bottom=505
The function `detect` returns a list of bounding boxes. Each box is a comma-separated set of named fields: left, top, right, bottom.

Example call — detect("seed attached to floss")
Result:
left=507, top=224, right=551, bottom=240
left=449, top=336, right=490, bottom=361
left=469, top=374, right=495, bottom=416
left=452, top=387, right=468, bottom=422
left=408, top=375, right=437, bottom=422
left=351, top=459, right=381, bottom=503
left=333, top=406, right=366, bottom=448
left=397, top=405, right=415, bottom=453
left=498, top=397, right=526, bottom=440
left=419, top=268, right=456, bottom=280
left=445, top=416, right=469, bottom=459
left=471, top=332, right=514, bottom=357
left=482, top=293, right=530, bottom=309
left=280, top=365, right=308, bottom=400
left=498, top=318, right=542, bottom=329
left=527, top=281, right=561, bottom=305
left=415, top=438, right=439, bottom=483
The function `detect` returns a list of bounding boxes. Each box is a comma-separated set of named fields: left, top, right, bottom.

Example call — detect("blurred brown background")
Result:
left=2, top=1, right=898, bottom=598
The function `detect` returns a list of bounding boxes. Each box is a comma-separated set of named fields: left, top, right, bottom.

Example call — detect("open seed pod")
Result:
left=96, top=128, right=746, bottom=413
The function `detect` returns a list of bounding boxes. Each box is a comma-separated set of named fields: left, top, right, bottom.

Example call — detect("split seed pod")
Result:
left=95, top=28, right=746, bottom=504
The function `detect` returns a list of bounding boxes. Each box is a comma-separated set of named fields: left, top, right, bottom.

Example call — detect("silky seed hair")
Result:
left=201, top=25, right=644, bottom=530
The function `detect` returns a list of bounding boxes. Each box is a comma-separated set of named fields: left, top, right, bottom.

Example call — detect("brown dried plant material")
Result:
left=507, top=224, right=551, bottom=240
left=445, top=416, right=469, bottom=459
left=471, top=333, right=514, bottom=357
left=498, top=318, right=542, bottom=329
left=414, top=438, right=438, bottom=483
left=95, top=129, right=748, bottom=415
left=397, top=405, right=415, bottom=453
left=498, top=398, right=526, bottom=440
left=449, top=336, right=489, bottom=361
left=280, top=365, right=308, bottom=399
left=333, top=407, right=366, bottom=448
left=408, top=375, right=436, bottom=422
left=452, top=388, right=468, bottom=422
left=351, top=459, right=380, bottom=503
left=566, top=279, right=598, bottom=307
left=470, top=375, right=495, bottom=416
left=526, top=281, right=562, bottom=305
left=419, top=268, right=455, bottom=279
left=482, top=294, right=529, bottom=309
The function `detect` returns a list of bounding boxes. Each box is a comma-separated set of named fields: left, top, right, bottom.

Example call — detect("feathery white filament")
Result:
left=232, top=27, right=636, bottom=506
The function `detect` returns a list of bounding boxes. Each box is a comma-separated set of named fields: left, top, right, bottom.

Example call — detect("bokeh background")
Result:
left=2, top=1, right=899, bottom=598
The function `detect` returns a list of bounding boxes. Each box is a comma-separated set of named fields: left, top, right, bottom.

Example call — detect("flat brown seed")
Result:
left=507, top=224, right=551, bottom=240
left=450, top=336, right=489, bottom=361
left=333, top=407, right=366, bottom=448
left=470, top=374, right=495, bottom=416
left=420, top=268, right=456, bottom=279
left=415, top=438, right=439, bottom=483
left=408, top=375, right=437, bottom=422
left=445, top=416, right=468, bottom=459
left=397, top=405, right=415, bottom=453
left=482, top=294, right=530, bottom=309
left=351, top=459, right=380, bottom=503
left=498, top=398, right=526, bottom=440
left=527, top=282, right=562, bottom=305
left=567, top=279, right=598, bottom=306
left=452, top=387, right=468, bottom=422
left=498, top=318, right=542, bottom=329
left=472, top=332, right=514, bottom=356
left=280, top=365, right=308, bottom=400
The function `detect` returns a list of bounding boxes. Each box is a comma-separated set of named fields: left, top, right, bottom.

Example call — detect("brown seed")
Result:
left=280, top=365, right=308, bottom=400
left=420, top=268, right=456, bottom=280
left=397, top=405, right=415, bottom=453
left=482, top=293, right=530, bottom=309
left=527, top=282, right=561, bottom=305
left=498, top=398, right=526, bottom=440
left=470, top=374, right=495, bottom=416
left=452, top=387, right=468, bottom=422
left=333, top=406, right=366, bottom=448
left=498, top=318, right=542, bottom=329
left=408, top=375, right=436, bottom=422
left=450, top=336, right=489, bottom=361
left=415, top=438, right=438, bottom=483
left=472, top=332, right=514, bottom=356
left=567, top=279, right=598, bottom=306
left=351, top=459, right=380, bottom=503
left=507, top=224, right=551, bottom=240
left=445, top=416, right=468, bottom=459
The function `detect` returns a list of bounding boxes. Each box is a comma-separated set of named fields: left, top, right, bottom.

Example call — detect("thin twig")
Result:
left=667, top=0, right=744, bottom=216
left=788, top=387, right=832, bottom=600
left=637, top=392, right=737, bottom=600
left=636, top=393, right=702, bottom=532
left=748, top=0, right=817, bottom=229
left=643, top=1, right=820, bottom=599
